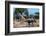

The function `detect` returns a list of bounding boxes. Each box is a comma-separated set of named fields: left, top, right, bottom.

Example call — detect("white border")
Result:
left=10, top=4, right=43, bottom=32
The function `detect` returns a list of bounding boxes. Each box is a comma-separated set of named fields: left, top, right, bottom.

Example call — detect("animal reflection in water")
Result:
left=13, top=14, right=39, bottom=28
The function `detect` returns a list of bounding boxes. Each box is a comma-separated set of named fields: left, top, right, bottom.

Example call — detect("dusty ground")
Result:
left=13, top=19, right=39, bottom=28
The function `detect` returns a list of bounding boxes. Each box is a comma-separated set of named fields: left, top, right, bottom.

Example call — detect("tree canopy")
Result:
left=34, top=12, right=39, bottom=19
left=14, top=8, right=26, bottom=14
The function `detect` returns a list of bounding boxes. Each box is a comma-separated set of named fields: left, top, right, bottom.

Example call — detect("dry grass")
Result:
left=33, top=19, right=39, bottom=27
left=13, top=19, right=39, bottom=28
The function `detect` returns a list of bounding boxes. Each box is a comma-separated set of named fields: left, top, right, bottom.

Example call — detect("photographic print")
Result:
left=13, top=8, right=39, bottom=28
left=5, top=1, right=45, bottom=35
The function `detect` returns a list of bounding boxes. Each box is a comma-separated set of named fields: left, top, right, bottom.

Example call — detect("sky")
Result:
left=14, top=8, right=39, bottom=16
left=28, top=8, right=39, bottom=16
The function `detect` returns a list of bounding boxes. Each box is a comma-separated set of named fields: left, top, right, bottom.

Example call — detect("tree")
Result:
left=35, top=12, right=39, bottom=15
left=34, top=12, right=39, bottom=19
left=24, top=8, right=29, bottom=16
left=14, top=8, right=25, bottom=14
left=13, top=8, right=28, bottom=20
left=30, top=14, right=33, bottom=18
